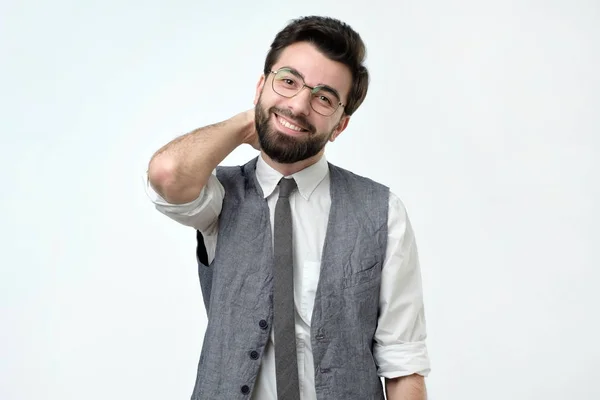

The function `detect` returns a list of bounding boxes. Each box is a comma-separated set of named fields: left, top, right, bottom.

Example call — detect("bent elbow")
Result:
left=148, top=155, right=175, bottom=196
left=147, top=156, right=201, bottom=204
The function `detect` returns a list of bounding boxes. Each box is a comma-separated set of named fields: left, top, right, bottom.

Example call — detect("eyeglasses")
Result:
left=270, top=68, right=345, bottom=116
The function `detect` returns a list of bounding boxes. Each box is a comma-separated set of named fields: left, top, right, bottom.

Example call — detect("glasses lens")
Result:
left=273, top=69, right=302, bottom=97
left=310, top=87, right=339, bottom=116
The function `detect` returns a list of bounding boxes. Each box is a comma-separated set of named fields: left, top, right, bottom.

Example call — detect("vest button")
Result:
left=241, top=385, right=250, bottom=395
left=259, top=319, right=268, bottom=329
left=250, top=350, right=259, bottom=360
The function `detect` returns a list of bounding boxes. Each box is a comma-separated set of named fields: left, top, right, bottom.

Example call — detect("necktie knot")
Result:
left=278, top=178, right=297, bottom=198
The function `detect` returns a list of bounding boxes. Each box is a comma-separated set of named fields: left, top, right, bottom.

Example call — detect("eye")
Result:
left=319, top=95, right=332, bottom=105
left=276, top=73, right=298, bottom=87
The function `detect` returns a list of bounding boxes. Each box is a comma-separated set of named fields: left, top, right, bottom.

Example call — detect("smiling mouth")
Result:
left=274, top=113, right=309, bottom=133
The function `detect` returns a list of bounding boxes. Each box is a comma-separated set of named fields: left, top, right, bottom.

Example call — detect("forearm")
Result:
left=385, top=374, right=427, bottom=400
left=148, top=110, right=254, bottom=204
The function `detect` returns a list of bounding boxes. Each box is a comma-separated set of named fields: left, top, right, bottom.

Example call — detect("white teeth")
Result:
left=279, top=117, right=303, bottom=132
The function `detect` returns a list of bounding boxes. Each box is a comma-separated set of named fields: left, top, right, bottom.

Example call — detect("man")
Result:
left=146, top=15, right=430, bottom=400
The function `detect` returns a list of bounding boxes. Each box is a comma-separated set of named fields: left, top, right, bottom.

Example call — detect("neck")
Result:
left=260, top=150, right=324, bottom=176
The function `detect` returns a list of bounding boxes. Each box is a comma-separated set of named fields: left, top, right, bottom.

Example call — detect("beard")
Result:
left=255, top=99, right=336, bottom=164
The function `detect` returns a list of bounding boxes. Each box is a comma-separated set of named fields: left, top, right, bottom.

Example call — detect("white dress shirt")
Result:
left=145, top=154, right=430, bottom=399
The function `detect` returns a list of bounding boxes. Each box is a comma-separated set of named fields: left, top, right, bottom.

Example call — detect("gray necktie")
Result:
left=273, top=177, right=301, bottom=400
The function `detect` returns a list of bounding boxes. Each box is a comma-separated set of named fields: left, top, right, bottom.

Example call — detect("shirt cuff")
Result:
left=374, top=341, right=431, bottom=378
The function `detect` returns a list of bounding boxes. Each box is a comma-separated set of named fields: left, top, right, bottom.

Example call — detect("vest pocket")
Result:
left=342, top=260, right=381, bottom=290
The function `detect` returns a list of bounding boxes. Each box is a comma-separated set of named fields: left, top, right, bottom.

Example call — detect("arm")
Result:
left=147, top=109, right=258, bottom=204
left=385, top=374, right=427, bottom=400
left=374, top=192, right=431, bottom=395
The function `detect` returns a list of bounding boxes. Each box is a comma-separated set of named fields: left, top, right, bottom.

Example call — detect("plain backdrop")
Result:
left=1, top=0, right=598, bottom=399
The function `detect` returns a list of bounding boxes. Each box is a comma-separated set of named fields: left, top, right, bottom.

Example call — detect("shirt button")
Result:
left=259, top=320, right=268, bottom=330
left=241, top=385, right=250, bottom=395
left=250, top=350, right=259, bottom=360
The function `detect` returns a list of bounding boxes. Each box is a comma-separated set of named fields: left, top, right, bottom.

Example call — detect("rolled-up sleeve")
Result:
left=374, top=192, right=431, bottom=378
left=143, top=170, right=224, bottom=236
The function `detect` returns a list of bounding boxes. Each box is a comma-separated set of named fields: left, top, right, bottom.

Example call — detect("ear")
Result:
left=253, top=74, right=266, bottom=105
left=329, top=115, right=350, bottom=142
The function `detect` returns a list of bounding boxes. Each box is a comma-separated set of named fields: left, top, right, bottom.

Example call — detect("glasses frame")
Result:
left=269, top=68, right=346, bottom=116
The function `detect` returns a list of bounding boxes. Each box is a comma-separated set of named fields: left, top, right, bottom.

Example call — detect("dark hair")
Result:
left=263, top=16, right=369, bottom=116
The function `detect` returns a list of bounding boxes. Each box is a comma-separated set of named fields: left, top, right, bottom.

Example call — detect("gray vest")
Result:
left=192, top=157, right=389, bottom=400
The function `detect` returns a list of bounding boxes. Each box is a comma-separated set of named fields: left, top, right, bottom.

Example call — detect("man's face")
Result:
left=253, top=41, right=352, bottom=164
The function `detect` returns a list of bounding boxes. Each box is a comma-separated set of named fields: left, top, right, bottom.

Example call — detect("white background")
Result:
left=1, top=0, right=598, bottom=399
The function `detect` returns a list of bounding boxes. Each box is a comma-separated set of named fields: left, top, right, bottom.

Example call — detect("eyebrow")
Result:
left=282, top=66, right=342, bottom=101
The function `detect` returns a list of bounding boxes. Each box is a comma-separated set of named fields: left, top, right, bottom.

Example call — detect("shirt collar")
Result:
left=255, top=153, right=329, bottom=201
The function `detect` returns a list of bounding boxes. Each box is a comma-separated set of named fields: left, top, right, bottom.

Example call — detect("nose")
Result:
left=286, top=85, right=312, bottom=116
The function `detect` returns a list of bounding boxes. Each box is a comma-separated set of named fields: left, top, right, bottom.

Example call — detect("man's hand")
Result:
left=385, top=374, right=427, bottom=400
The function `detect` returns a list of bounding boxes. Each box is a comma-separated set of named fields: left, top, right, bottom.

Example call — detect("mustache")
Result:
left=269, top=107, right=316, bottom=134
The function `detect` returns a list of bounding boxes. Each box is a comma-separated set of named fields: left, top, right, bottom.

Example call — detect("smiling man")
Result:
left=146, top=16, right=430, bottom=400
